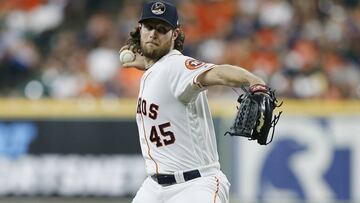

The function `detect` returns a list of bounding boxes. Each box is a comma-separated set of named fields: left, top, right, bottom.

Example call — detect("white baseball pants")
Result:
left=132, top=170, right=230, bottom=203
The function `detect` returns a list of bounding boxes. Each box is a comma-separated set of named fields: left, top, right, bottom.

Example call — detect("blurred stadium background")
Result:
left=0, top=0, right=359, bottom=203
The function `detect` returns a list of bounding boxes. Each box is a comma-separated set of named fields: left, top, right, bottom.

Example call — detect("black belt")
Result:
left=151, top=169, right=201, bottom=185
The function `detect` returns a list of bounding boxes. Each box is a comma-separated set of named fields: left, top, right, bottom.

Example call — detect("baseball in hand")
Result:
left=119, top=50, right=135, bottom=64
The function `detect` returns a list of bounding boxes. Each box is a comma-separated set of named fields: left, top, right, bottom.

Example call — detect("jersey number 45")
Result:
left=150, top=122, right=176, bottom=147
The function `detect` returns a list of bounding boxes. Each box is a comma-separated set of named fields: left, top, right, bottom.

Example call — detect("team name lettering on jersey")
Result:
left=137, top=97, right=175, bottom=147
left=137, top=97, right=159, bottom=120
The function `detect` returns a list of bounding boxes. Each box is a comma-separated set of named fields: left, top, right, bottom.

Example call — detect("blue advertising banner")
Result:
left=0, top=120, right=145, bottom=197
left=233, top=115, right=360, bottom=202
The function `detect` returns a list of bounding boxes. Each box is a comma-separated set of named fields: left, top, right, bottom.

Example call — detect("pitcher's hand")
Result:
left=119, top=45, right=146, bottom=71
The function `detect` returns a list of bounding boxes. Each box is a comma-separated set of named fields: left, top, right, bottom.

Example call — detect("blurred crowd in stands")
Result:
left=0, top=0, right=359, bottom=99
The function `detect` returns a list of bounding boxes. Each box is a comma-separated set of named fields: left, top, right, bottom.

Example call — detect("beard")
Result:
left=140, top=38, right=172, bottom=61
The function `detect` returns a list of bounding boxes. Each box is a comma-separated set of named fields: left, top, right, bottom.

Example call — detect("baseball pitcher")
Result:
left=120, top=1, right=281, bottom=203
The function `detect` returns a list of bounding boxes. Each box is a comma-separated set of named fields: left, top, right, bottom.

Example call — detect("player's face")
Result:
left=140, top=20, right=175, bottom=60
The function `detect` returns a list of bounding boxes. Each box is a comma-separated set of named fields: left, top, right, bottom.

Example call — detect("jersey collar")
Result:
left=146, top=49, right=182, bottom=70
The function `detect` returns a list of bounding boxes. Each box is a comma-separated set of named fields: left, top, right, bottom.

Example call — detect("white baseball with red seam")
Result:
left=119, top=50, right=135, bottom=64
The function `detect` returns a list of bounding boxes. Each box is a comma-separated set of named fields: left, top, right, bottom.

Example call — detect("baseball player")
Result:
left=120, top=1, right=265, bottom=203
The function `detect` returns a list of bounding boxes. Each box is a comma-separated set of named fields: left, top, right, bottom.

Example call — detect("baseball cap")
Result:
left=139, top=1, right=179, bottom=28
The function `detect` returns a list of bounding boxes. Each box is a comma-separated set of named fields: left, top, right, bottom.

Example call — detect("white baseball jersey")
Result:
left=136, top=49, right=220, bottom=175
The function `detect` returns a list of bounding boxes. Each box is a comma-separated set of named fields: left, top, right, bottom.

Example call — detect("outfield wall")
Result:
left=0, top=99, right=359, bottom=202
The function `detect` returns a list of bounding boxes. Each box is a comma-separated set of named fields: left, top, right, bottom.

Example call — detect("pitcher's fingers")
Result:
left=119, top=45, right=130, bottom=53
left=129, top=45, right=138, bottom=53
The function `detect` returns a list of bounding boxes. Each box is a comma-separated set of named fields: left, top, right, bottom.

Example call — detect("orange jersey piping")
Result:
left=139, top=72, right=159, bottom=174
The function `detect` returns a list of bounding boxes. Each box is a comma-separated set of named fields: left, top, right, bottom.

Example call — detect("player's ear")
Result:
left=172, top=28, right=180, bottom=40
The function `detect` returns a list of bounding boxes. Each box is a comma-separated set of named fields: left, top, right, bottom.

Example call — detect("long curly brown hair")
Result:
left=126, top=26, right=185, bottom=54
